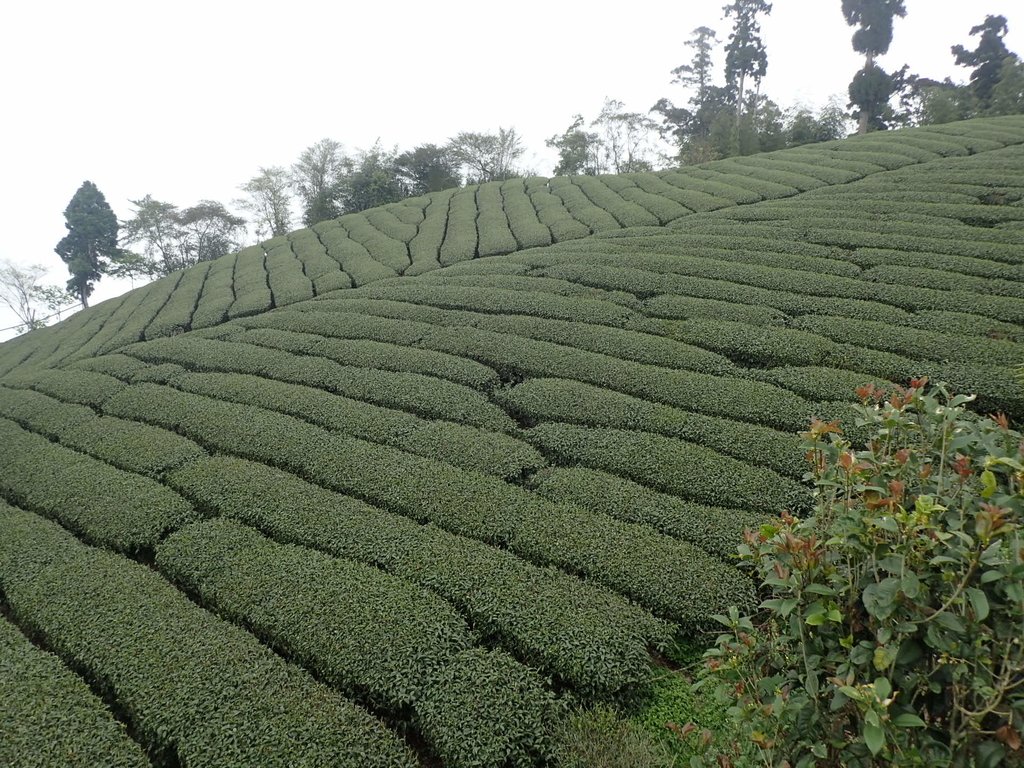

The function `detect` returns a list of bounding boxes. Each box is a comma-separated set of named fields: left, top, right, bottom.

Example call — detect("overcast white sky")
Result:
left=1, top=0, right=1021, bottom=340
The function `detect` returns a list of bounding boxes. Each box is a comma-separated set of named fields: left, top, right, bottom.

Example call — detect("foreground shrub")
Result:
left=694, top=380, right=1023, bottom=767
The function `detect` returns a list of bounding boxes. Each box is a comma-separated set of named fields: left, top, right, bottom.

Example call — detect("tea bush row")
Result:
left=156, top=517, right=472, bottom=711
left=264, top=241, right=314, bottom=306
left=525, top=179, right=593, bottom=241
left=408, top=188, right=453, bottom=272
left=439, top=188, right=478, bottom=266
left=0, top=502, right=416, bottom=768
left=119, top=335, right=514, bottom=431
left=170, top=369, right=543, bottom=479
left=339, top=213, right=409, bottom=273
left=531, top=466, right=765, bottom=561
left=225, top=246, right=272, bottom=320
left=158, top=518, right=559, bottom=768
left=525, top=422, right=809, bottom=515
left=0, top=417, right=195, bottom=554
left=144, top=261, right=211, bottom=339
left=103, top=383, right=754, bottom=627
left=0, top=385, right=205, bottom=478
left=314, top=221, right=398, bottom=285
left=364, top=206, right=418, bottom=243
left=500, top=178, right=553, bottom=249
left=0, top=613, right=149, bottom=768
left=230, top=325, right=500, bottom=390
left=495, top=377, right=804, bottom=479
left=600, top=175, right=690, bottom=224
left=288, top=229, right=346, bottom=284
left=190, top=252, right=237, bottom=328
left=547, top=177, right=621, bottom=232
left=476, top=181, right=519, bottom=256
left=257, top=303, right=738, bottom=377
left=287, top=305, right=813, bottom=430
left=571, top=177, right=660, bottom=228
left=658, top=171, right=761, bottom=204
left=630, top=173, right=728, bottom=212
left=168, top=455, right=668, bottom=696
left=1, top=366, right=125, bottom=408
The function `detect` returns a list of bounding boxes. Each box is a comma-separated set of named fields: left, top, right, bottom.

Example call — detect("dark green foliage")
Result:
left=0, top=385, right=205, bottom=478
left=531, top=466, right=766, bottom=561
left=0, top=503, right=417, bottom=768
left=172, top=369, right=543, bottom=479
left=496, top=377, right=805, bottom=479
left=119, top=334, right=513, bottom=431
left=476, top=181, right=519, bottom=256
left=167, top=456, right=669, bottom=696
left=953, top=14, right=1013, bottom=109
left=103, top=383, right=754, bottom=627
left=696, top=383, right=1024, bottom=767
left=525, top=422, right=809, bottom=515
left=156, top=518, right=472, bottom=712
left=54, top=181, right=123, bottom=306
left=416, top=648, right=559, bottom=768
left=0, top=613, right=149, bottom=768
left=0, top=417, right=195, bottom=553
left=439, top=188, right=479, bottom=265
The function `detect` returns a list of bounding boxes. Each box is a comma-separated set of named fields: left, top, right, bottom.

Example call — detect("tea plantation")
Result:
left=1, top=116, right=1023, bottom=766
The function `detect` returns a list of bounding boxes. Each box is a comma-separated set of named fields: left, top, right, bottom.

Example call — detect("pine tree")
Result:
left=841, top=0, right=907, bottom=133
left=952, top=15, right=1013, bottom=111
left=54, top=181, right=122, bottom=307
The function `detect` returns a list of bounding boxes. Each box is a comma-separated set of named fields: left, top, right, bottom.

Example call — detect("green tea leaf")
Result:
left=864, top=723, right=885, bottom=756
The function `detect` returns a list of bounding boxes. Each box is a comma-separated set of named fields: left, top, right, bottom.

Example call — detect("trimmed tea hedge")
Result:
left=156, top=518, right=472, bottom=711
left=439, top=188, right=479, bottom=266
left=158, top=518, right=559, bottom=768
left=531, top=466, right=766, bottom=560
left=190, top=252, right=238, bottom=328
left=119, top=335, right=515, bottom=431
left=172, top=370, right=543, bottom=479
left=340, top=213, right=410, bottom=273
left=144, top=261, right=211, bottom=339
left=0, top=502, right=417, bottom=768
left=496, top=377, right=804, bottom=479
left=477, top=181, right=519, bottom=256
left=525, top=422, right=809, bottom=514
left=233, top=325, right=500, bottom=390
left=226, top=246, right=272, bottom=320
left=104, top=383, right=755, bottom=626
left=0, top=385, right=205, bottom=478
left=0, top=417, right=195, bottom=554
left=0, top=612, right=149, bottom=768
left=167, top=455, right=669, bottom=695
left=501, top=178, right=553, bottom=249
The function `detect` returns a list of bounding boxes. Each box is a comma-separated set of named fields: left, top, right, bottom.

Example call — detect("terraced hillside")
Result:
left=1, top=116, right=1023, bottom=767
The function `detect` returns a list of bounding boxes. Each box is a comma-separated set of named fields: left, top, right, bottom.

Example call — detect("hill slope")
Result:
left=1, top=116, right=1023, bottom=767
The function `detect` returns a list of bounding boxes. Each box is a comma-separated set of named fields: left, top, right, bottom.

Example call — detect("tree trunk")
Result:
left=858, top=52, right=875, bottom=134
